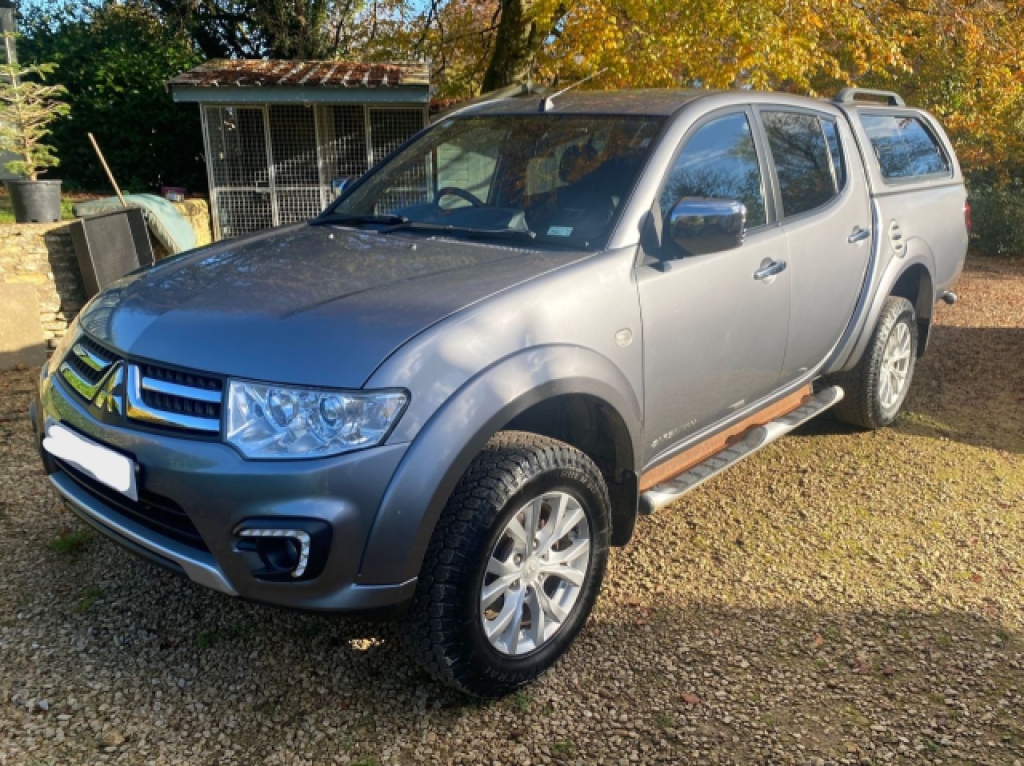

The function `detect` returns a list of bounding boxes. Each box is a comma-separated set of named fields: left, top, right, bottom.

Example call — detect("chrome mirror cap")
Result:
left=667, top=197, right=747, bottom=256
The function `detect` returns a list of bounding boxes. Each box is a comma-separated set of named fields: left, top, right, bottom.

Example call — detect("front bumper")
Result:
left=32, top=369, right=417, bottom=612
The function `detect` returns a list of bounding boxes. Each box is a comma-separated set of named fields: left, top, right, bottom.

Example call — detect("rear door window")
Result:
left=761, top=111, right=838, bottom=218
left=859, top=114, right=950, bottom=180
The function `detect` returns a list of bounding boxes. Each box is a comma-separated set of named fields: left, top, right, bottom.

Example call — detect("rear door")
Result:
left=755, top=107, right=872, bottom=381
left=637, top=108, right=790, bottom=465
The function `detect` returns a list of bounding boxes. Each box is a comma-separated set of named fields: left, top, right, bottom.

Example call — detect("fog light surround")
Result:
left=239, top=528, right=311, bottom=577
left=233, top=519, right=332, bottom=582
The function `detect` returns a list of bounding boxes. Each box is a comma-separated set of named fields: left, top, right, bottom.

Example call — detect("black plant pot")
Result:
left=5, top=179, right=62, bottom=223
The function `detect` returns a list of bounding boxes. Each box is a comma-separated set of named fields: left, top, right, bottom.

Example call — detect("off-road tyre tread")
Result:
left=831, top=296, right=918, bottom=430
left=401, top=431, right=611, bottom=697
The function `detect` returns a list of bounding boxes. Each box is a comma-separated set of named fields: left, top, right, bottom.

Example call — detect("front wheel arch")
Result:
left=357, top=346, right=642, bottom=585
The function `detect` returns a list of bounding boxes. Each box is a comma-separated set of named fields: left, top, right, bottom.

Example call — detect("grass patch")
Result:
left=50, top=529, right=92, bottom=558
left=0, top=193, right=76, bottom=224
left=656, top=713, right=677, bottom=729
left=75, top=585, right=104, bottom=613
left=510, top=690, right=531, bottom=713
left=551, top=741, right=577, bottom=760
left=197, top=629, right=222, bottom=649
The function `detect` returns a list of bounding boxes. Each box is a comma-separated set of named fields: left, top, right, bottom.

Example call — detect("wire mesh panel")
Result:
left=369, top=108, right=429, bottom=211
left=202, top=103, right=426, bottom=239
left=215, top=191, right=274, bottom=239
left=268, top=105, right=323, bottom=225
left=203, top=106, right=274, bottom=238
left=318, top=105, right=370, bottom=192
left=369, top=108, right=425, bottom=164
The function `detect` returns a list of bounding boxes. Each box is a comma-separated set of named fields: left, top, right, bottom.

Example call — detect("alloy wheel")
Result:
left=479, top=491, right=592, bottom=656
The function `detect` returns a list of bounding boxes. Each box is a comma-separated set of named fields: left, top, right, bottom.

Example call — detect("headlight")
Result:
left=226, top=380, right=407, bottom=459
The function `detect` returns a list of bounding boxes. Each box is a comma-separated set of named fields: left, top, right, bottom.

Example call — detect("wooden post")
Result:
left=87, top=133, right=127, bottom=208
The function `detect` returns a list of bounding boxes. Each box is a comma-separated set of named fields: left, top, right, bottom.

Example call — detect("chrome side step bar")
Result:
left=639, top=386, right=845, bottom=515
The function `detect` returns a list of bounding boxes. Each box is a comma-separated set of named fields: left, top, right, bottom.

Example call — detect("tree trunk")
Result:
left=480, top=0, right=542, bottom=93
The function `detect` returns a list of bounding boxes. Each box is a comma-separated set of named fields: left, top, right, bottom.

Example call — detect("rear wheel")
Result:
left=401, top=432, right=611, bottom=697
left=832, top=296, right=918, bottom=430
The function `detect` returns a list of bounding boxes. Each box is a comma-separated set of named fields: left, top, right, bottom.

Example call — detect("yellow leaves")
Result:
left=425, top=0, right=1022, bottom=177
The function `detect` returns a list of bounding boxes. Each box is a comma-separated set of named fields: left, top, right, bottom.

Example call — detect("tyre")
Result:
left=831, top=295, right=918, bottom=430
left=402, top=431, right=611, bottom=697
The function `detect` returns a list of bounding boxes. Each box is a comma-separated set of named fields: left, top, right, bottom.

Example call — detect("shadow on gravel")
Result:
left=6, top=540, right=1024, bottom=763
left=791, top=325, right=1024, bottom=456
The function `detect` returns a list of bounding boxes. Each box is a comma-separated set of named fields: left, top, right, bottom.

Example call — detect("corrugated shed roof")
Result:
left=168, top=60, right=429, bottom=89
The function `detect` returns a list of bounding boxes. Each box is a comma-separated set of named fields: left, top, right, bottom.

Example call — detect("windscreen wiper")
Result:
left=310, top=213, right=409, bottom=227
left=379, top=220, right=537, bottom=241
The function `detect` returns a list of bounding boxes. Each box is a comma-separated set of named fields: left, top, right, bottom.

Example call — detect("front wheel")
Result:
left=831, top=295, right=919, bottom=430
left=401, top=432, right=611, bottom=697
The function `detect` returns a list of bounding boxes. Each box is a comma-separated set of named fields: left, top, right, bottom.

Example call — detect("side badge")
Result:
left=615, top=329, right=633, bottom=347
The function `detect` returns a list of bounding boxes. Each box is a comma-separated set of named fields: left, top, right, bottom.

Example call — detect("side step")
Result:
left=638, top=386, right=845, bottom=515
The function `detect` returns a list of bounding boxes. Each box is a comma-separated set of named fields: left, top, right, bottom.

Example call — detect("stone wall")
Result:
left=0, top=222, right=87, bottom=351
left=0, top=199, right=214, bottom=365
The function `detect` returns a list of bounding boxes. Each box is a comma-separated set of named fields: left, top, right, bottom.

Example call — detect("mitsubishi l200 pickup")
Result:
left=32, top=87, right=968, bottom=696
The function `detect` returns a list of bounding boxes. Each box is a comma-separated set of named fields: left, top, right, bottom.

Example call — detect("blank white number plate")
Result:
left=43, top=422, right=138, bottom=501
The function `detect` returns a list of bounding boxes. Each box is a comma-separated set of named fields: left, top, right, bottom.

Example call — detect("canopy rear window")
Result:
left=859, top=114, right=950, bottom=181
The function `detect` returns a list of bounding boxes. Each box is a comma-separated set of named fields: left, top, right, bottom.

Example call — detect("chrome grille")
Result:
left=57, top=335, right=224, bottom=435
left=127, top=364, right=222, bottom=433
left=59, top=338, right=118, bottom=401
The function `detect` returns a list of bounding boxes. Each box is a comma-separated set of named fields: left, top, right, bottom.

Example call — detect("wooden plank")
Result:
left=639, top=385, right=813, bottom=492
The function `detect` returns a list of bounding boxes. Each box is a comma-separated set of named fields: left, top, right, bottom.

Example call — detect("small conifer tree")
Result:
left=1, top=35, right=70, bottom=181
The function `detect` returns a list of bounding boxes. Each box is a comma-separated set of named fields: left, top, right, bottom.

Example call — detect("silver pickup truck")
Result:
left=32, top=87, right=968, bottom=697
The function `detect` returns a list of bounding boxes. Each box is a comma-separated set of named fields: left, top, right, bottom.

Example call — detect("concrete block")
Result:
left=0, top=283, right=47, bottom=370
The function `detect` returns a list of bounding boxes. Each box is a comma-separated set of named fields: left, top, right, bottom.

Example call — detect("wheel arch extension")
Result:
left=833, top=247, right=938, bottom=372
left=888, top=262, right=935, bottom=356
left=503, top=393, right=639, bottom=547
left=357, top=346, right=643, bottom=585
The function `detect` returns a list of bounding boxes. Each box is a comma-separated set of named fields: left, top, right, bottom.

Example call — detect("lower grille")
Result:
left=54, top=459, right=209, bottom=552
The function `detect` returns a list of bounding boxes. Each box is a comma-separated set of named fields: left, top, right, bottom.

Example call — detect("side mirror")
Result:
left=331, top=177, right=355, bottom=197
left=667, top=198, right=747, bottom=256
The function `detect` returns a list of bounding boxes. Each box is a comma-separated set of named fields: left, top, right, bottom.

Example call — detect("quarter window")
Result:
left=660, top=112, right=767, bottom=228
left=860, top=114, right=949, bottom=180
left=820, top=118, right=846, bottom=191
left=761, top=111, right=837, bottom=218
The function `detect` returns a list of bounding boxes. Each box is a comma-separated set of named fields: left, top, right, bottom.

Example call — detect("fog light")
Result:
left=238, top=528, right=311, bottom=577
left=233, top=519, right=332, bottom=582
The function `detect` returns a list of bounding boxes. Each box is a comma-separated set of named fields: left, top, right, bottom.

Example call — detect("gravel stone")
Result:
left=0, top=257, right=1022, bottom=764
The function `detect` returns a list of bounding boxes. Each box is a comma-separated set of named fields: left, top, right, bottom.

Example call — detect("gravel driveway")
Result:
left=1, top=257, right=1022, bottom=766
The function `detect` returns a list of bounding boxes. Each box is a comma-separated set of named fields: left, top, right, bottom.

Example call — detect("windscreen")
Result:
left=330, top=114, right=665, bottom=248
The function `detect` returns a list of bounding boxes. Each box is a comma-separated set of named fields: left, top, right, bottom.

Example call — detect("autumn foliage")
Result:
left=427, top=0, right=1022, bottom=182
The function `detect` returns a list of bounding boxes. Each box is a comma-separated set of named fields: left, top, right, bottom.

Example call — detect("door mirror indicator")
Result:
left=667, top=198, right=747, bottom=256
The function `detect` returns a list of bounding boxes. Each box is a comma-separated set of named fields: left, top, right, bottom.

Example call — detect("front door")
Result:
left=756, top=108, right=873, bottom=380
left=637, top=109, right=791, bottom=466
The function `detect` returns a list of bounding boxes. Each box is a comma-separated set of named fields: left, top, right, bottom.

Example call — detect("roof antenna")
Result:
left=540, top=67, right=608, bottom=112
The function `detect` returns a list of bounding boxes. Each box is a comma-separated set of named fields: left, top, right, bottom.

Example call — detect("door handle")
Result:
left=753, top=260, right=787, bottom=281
left=848, top=226, right=871, bottom=244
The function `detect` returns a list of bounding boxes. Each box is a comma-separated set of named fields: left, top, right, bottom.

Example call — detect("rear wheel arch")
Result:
left=889, top=263, right=935, bottom=356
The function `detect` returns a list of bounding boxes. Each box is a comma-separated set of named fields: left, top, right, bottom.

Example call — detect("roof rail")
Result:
left=834, top=87, right=905, bottom=107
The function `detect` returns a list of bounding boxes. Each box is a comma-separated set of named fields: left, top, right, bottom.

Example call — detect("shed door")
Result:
left=268, top=105, right=322, bottom=226
left=204, top=105, right=273, bottom=238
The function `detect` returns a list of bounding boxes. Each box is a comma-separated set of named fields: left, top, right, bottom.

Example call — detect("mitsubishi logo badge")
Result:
left=92, top=362, right=125, bottom=415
